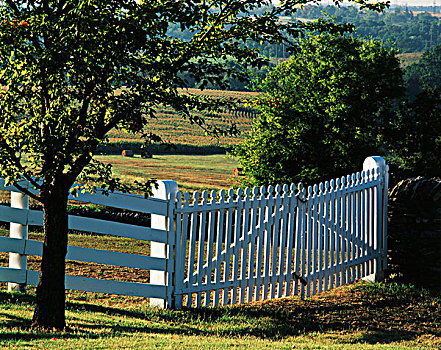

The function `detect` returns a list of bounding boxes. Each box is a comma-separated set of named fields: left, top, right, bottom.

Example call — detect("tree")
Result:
left=232, top=33, right=404, bottom=187
left=0, top=0, right=389, bottom=330
left=385, top=90, right=441, bottom=182
left=405, top=43, right=441, bottom=97
left=394, top=44, right=441, bottom=182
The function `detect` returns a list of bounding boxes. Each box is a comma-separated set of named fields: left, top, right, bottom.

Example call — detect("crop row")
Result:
left=108, top=89, right=260, bottom=147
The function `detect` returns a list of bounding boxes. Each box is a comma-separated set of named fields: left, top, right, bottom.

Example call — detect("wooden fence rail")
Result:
left=0, top=181, right=172, bottom=301
left=0, top=157, right=388, bottom=309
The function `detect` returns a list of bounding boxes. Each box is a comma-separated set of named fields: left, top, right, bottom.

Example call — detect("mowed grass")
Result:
left=94, top=154, right=240, bottom=193
left=0, top=280, right=440, bottom=349
left=0, top=229, right=440, bottom=349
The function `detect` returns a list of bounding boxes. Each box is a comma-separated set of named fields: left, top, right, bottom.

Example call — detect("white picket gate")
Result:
left=172, top=156, right=389, bottom=307
left=0, top=156, right=388, bottom=308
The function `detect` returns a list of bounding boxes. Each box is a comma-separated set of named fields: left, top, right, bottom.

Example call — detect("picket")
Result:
left=239, top=188, right=251, bottom=303
left=255, top=186, right=267, bottom=301
left=246, top=187, right=259, bottom=302
left=231, top=188, right=243, bottom=303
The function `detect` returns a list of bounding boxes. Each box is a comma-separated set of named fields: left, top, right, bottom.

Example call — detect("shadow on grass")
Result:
left=0, top=311, right=30, bottom=328
left=354, top=330, right=417, bottom=345
left=0, top=286, right=439, bottom=346
left=0, top=331, right=102, bottom=342
left=0, top=291, right=35, bottom=305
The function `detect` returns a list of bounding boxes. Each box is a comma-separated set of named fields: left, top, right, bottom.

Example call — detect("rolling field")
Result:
left=102, top=89, right=253, bottom=193
left=94, top=154, right=240, bottom=193
left=107, top=89, right=258, bottom=147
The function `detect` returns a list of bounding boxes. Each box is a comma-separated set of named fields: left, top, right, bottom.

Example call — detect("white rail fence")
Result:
left=0, top=156, right=388, bottom=308
left=0, top=180, right=174, bottom=302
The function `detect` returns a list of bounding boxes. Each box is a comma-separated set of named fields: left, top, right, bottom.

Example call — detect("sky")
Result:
left=314, top=0, right=436, bottom=6
left=390, top=0, right=437, bottom=6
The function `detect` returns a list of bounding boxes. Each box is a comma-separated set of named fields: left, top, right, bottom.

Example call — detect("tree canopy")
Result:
left=0, top=0, right=389, bottom=331
left=232, top=33, right=404, bottom=187
left=295, top=5, right=441, bottom=54
left=405, top=43, right=441, bottom=97
left=393, top=44, right=441, bottom=179
left=385, top=90, right=441, bottom=182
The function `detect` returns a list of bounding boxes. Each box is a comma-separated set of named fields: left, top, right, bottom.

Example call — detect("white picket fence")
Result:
left=0, top=156, right=388, bottom=308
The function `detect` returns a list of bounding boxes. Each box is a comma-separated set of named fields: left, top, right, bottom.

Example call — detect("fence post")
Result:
left=362, top=156, right=388, bottom=283
left=8, top=191, right=29, bottom=292
left=150, top=180, right=178, bottom=308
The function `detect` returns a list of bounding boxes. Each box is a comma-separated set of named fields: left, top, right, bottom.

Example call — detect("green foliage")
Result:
left=385, top=90, right=441, bottom=182
left=232, top=33, right=404, bottom=187
left=0, top=0, right=392, bottom=197
left=0, top=0, right=272, bottom=196
left=405, top=43, right=441, bottom=97
left=390, top=45, right=441, bottom=182
left=296, top=6, right=441, bottom=54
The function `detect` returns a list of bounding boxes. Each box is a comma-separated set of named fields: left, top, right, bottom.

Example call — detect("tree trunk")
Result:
left=32, top=185, right=69, bottom=330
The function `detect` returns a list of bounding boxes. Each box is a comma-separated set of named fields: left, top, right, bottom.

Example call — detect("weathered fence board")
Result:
left=0, top=207, right=168, bottom=243
left=0, top=266, right=26, bottom=284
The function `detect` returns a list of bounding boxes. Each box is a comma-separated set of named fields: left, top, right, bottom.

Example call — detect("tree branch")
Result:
left=11, top=180, right=41, bottom=202
left=5, top=0, right=21, bottom=16
left=174, top=0, right=235, bottom=67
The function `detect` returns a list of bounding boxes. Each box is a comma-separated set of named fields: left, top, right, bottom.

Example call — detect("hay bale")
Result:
left=233, top=167, right=243, bottom=176
left=141, top=151, right=152, bottom=159
left=121, top=149, right=134, bottom=157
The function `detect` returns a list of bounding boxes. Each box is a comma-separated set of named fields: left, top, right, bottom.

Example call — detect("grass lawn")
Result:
left=0, top=281, right=439, bottom=349
left=94, top=154, right=240, bottom=193
left=0, top=223, right=440, bottom=349
left=0, top=228, right=439, bottom=349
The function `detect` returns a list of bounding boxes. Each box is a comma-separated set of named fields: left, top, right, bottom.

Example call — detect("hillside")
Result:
left=107, top=89, right=258, bottom=147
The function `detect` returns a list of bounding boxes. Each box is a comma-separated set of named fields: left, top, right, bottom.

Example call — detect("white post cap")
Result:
left=363, top=156, right=386, bottom=172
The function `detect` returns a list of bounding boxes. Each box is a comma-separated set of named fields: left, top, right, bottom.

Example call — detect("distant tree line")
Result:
left=168, top=5, right=441, bottom=92
left=168, top=5, right=441, bottom=56
left=296, top=5, right=441, bottom=53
